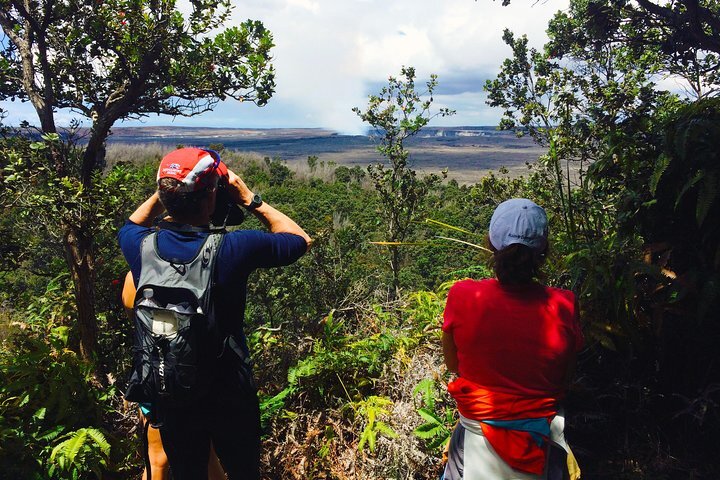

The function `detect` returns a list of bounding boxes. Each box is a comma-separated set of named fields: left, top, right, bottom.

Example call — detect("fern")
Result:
left=352, top=396, right=397, bottom=453
left=649, top=153, right=671, bottom=196
left=674, top=170, right=705, bottom=211
left=84, top=428, right=110, bottom=457
left=696, top=170, right=718, bottom=227
left=413, top=378, right=437, bottom=410
left=49, top=427, right=110, bottom=479
left=412, top=378, right=455, bottom=450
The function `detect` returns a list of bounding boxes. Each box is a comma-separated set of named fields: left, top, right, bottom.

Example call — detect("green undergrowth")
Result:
left=252, top=284, right=458, bottom=478
left=0, top=277, right=132, bottom=479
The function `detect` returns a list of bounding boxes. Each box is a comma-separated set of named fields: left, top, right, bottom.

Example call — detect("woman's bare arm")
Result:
left=442, top=331, right=459, bottom=374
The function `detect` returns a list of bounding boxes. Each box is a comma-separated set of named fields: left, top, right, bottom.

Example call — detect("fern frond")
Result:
left=413, top=379, right=436, bottom=409
left=85, top=428, right=111, bottom=456
left=63, top=429, right=87, bottom=464
left=417, top=408, right=442, bottom=424
left=696, top=170, right=718, bottom=226
left=375, top=422, right=397, bottom=438
left=649, top=153, right=671, bottom=196
left=37, top=425, right=65, bottom=442
left=675, top=170, right=705, bottom=210
left=414, top=424, right=445, bottom=439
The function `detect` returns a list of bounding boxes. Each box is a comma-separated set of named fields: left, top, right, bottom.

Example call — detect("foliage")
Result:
left=631, top=98, right=720, bottom=399
left=262, top=322, right=410, bottom=414
left=0, top=0, right=275, bottom=360
left=350, top=395, right=397, bottom=453
left=250, top=281, right=451, bottom=478
left=49, top=428, right=111, bottom=480
left=3, top=126, right=720, bottom=477
left=353, top=66, right=455, bottom=296
left=0, top=0, right=274, bottom=121
left=488, top=0, right=720, bottom=74
left=412, top=378, right=455, bottom=451
left=484, top=2, right=672, bottom=249
left=2, top=14, right=720, bottom=472
left=590, top=0, right=720, bottom=97
left=0, top=276, right=118, bottom=478
left=649, top=98, right=720, bottom=267
left=2, top=137, right=155, bottom=357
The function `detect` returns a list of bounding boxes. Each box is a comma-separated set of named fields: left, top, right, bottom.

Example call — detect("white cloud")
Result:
left=2, top=0, right=568, bottom=132
left=286, top=0, right=320, bottom=13
left=253, top=0, right=567, bottom=133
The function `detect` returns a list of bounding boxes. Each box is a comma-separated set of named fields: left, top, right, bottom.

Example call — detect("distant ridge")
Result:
left=101, top=125, right=542, bottom=184
left=108, top=126, right=339, bottom=140
left=105, top=125, right=508, bottom=141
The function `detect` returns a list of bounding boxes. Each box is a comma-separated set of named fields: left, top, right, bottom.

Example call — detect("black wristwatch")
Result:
left=246, top=193, right=263, bottom=211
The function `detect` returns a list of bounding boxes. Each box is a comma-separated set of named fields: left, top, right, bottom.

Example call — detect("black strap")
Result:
left=155, top=220, right=227, bottom=234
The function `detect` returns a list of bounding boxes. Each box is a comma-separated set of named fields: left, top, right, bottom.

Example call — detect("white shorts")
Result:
left=442, top=413, right=570, bottom=480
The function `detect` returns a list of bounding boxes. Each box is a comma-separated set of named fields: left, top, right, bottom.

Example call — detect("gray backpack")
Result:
left=124, top=230, right=223, bottom=424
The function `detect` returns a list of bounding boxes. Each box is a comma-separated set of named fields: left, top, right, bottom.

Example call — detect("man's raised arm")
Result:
left=227, top=169, right=312, bottom=249
left=129, top=191, right=165, bottom=227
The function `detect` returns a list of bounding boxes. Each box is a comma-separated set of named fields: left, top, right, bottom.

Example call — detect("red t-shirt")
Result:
left=442, top=278, right=583, bottom=397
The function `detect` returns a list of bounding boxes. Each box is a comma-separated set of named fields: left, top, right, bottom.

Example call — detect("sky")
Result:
left=1, top=0, right=569, bottom=134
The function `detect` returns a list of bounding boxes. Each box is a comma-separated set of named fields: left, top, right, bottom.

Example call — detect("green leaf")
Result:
left=85, top=428, right=111, bottom=456
left=416, top=407, right=442, bottom=425
left=650, top=153, right=671, bottom=196
left=375, top=422, right=397, bottom=438
left=413, top=424, right=444, bottom=439
left=675, top=170, right=705, bottom=210
left=696, top=170, right=718, bottom=226
left=41, top=133, right=60, bottom=142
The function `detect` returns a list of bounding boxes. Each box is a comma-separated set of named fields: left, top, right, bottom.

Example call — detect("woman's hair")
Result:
left=488, top=236, right=547, bottom=284
left=158, top=178, right=212, bottom=218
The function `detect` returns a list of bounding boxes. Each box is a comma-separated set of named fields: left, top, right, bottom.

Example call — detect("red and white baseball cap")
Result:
left=157, top=147, right=228, bottom=192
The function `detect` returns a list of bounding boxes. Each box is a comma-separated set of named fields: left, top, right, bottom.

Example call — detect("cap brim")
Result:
left=217, top=160, right=228, bottom=179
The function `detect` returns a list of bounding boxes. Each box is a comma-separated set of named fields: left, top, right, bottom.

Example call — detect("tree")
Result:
left=617, top=0, right=720, bottom=55
left=0, top=0, right=275, bottom=360
left=353, top=66, right=454, bottom=298
left=484, top=1, right=720, bottom=473
left=483, top=0, right=683, bottom=248
left=487, top=0, right=720, bottom=55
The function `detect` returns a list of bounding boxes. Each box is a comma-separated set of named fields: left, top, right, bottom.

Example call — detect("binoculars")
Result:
left=211, top=179, right=245, bottom=228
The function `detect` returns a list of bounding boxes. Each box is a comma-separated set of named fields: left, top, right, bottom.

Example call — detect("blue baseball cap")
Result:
left=488, top=198, right=548, bottom=252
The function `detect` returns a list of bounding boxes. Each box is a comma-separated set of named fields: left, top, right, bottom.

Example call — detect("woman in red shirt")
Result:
left=441, top=199, right=583, bottom=480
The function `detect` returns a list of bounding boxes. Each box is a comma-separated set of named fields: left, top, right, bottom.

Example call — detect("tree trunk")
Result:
left=389, top=245, right=400, bottom=302
left=63, top=223, right=98, bottom=361
left=82, top=120, right=112, bottom=186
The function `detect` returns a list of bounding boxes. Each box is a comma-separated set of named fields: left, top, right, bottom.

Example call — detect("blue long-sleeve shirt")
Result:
left=118, top=220, right=307, bottom=355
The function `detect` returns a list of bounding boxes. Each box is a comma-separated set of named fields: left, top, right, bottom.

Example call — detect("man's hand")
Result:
left=226, top=169, right=312, bottom=250
left=227, top=169, right=255, bottom=207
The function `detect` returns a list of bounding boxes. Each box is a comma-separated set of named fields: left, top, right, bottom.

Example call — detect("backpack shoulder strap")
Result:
left=198, top=233, right=224, bottom=310
left=137, top=232, right=160, bottom=297
left=136, top=231, right=224, bottom=309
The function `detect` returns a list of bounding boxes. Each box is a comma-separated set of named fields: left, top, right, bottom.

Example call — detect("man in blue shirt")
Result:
left=118, top=147, right=311, bottom=479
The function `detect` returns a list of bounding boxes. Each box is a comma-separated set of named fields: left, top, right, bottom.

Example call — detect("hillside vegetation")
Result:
left=2, top=117, right=719, bottom=477
left=2, top=0, right=720, bottom=478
